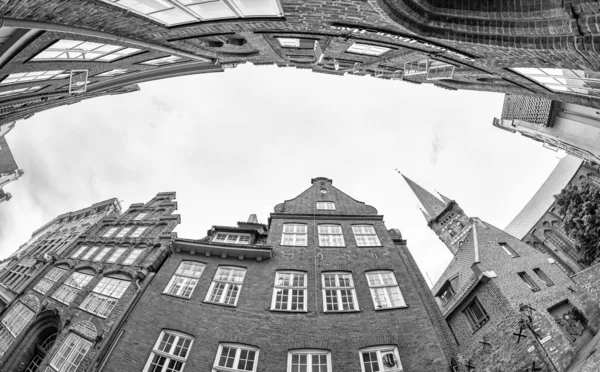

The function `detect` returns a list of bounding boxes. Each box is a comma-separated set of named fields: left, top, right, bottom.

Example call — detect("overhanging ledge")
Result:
left=172, top=238, right=273, bottom=261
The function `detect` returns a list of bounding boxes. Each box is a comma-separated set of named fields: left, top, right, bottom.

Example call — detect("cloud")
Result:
left=429, top=132, right=443, bottom=165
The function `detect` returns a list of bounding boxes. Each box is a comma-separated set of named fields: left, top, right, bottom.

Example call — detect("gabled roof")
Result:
left=401, top=174, right=448, bottom=219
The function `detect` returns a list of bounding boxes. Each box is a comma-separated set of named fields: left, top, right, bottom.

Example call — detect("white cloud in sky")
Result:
left=0, top=64, right=560, bottom=284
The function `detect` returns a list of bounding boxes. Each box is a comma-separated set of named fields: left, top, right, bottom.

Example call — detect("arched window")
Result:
left=80, top=276, right=130, bottom=318
left=48, top=332, right=92, bottom=372
left=272, top=271, right=307, bottom=311
left=143, top=330, right=194, bottom=372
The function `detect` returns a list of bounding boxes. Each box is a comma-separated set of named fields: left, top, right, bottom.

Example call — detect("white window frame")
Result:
left=281, top=224, right=307, bottom=246
left=359, top=346, right=403, bottom=372
left=134, top=212, right=148, bottom=221
left=2, top=302, right=34, bottom=337
left=33, top=267, right=67, bottom=295
left=80, top=277, right=130, bottom=318
left=0, top=71, right=69, bottom=85
left=32, top=39, right=140, bottom=62
left=103, top=227, right=118, bottom=238
left=271, top=271, right=307, bottom=312
left=0, top=85, right=43, bottom=97
left=347, top=42, right=390, bottom=56
left=163, top=261, right=206, bottom=298
left=278, top=38, right=299, bottom=47
left=51, top=272, right=93, bottom=305
left=205, top=267, right=246, bottom=306
left=212, top=233, right=251, bottom=245
left=352, top=225, right=382, bottom=247
left=143, top=330, right=194, bottom=372
left=123, top=249, right=144, bottom=265
left=70, top=245, right=87, bottom=259
left=287, top=350, right=331, bottom=372
left=49, top=333, right=92, bottom=372
left=92, top=247, right=111, bottom=262
left=96, top=68, right=129, bottom=77
left=316, top=202, right=335, bottom=210
left=366, top=271, right=406, bottom=310
left=116, top=227, right=132, bottom=238
left=0, top=326, right=12, bottom=358
left=141, top=56, right=182, bottom=66
left=213, top=343, right=259, bottom=372
left=321, top=272, right=359, bottom=312
left=318, top=225, right=345, bottom=247
left=81, top=246, right=99, bottom=260
left=106, top=248, right=126, bottom=264
left=130, top=226, right=147, bottom=238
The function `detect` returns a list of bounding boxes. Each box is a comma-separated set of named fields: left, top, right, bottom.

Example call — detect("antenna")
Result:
left=425, top=272, right=434, bottom=288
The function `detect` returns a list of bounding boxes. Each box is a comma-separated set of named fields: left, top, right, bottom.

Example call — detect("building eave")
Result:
left=173, top=239, right=273, bottom=261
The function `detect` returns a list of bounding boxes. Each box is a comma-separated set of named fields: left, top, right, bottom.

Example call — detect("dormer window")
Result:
left=213, top=233, right=251, bottom=245
left=438, top=282, right=455, bottom=305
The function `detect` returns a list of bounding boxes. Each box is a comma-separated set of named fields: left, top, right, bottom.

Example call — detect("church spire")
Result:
left=401, top=174, right=448, bottom=219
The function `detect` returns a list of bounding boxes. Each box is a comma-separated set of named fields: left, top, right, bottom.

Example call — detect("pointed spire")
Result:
left=420, top=208, right=430, bottom=222
left=437, top=192, right=453, bottom=204
left=400, top=173, right=448, bottom=219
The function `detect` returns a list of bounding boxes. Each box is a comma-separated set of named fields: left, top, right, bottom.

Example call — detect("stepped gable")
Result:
left=273, top=177, right=378, bottom=216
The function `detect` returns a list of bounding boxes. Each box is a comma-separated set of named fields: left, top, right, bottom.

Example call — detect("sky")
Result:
left=0, top=64, right=562, bottom=285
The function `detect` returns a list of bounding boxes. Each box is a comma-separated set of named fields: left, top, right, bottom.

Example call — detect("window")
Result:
left=130, top=226, right=147, bottom=238
left=71, top=245, right=87, bottom=259
left=281, top=224, right=307, bottom=246
left=318, top=225, right=345, bottom=247
left=32, top=40, right=141, bottom=62
left=316, top=202, right=335, bottom=210
left=116, top=227, right=132, bottom=238
left=518, top=272, right=541, bottom=292
left=206, top=267, right=246, bottom=306
left=352, top=226, right=381, bottom=247
left=213, top=343, right=259, bottom=372
left=51, top=272, right=93, bottom=305
left=102, top=0, right=283, bottom=26
left=438, top=281, right=455, bottom=305
left=359, top=346, right=403, bottom=372
left=321, top=272, right=358, bottom=312
left=366, top=271, right=406, bottom=309
left=141, top=56, right=183, bottom=66
left=96, top=69, right=129, bottom=77
left=347, top=43, right=390, bottom=56
left=0, top=326, right=12, bottom=357
left=103, top=227, right=118, bottom=237
left=123, top=249, right=143, bottom=265
left=81, top=246, right=99, bottom=260
left=134, top=212, right=148, bottom=221
left=0, top=71, right=69, bottom=85
left=533, top=268, right=555, bottom=287
left=277, top=38, right=315, bottom=49
left=80, top=277, right=130, bottom=317
left=511, top=67, right=600, bottom=98
left=106, top=248, right=126, bottom=264
left=34, top=267, right=67, bottom=295
left=212, top=233, right=251, bottom=245
left=499, top=243, right=519, bottom=257
left=164, top=261, right=206, bottom=298
left=272, top=271, right=307, bottom=311
left=464, top=297, right=489, bottom=331
left=92, top=247, right=111, bottom=262
left=0, top=85, right=43, bottom=97
left=48, top=333, right=92, bottom=372
left=2, top=302, right=34, bottom=337
left=288, top=350, right=331, bottom=372
left=144, top=330, right=193, bottom=372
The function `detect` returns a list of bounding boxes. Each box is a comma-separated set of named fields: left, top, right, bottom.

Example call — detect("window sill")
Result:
left=78, top=307, right=108, bottom=319
left=280, top=245, right=307, bottom=248
left=323, top=310, right=360, bottom=314
left=203, top=301, right=238, bottom=308
left=270, top=309, right=308, bottom=313
left=162, top=292, right=193, bottom=300
left=374, top=305, right=409, bottom=312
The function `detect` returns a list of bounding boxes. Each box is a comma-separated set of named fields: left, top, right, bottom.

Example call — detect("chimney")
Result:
left=247, top=214, right=258, bottom=224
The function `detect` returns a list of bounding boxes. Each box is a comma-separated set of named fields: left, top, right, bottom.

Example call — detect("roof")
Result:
left=505, top=156, right=582, bottom=239
left=0, top=136, right=18, bottom=174
left=401, top=174, right=448, bottom=219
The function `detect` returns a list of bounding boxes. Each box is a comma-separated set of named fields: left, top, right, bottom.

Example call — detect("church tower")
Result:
left=401, top=174, right=472, bottom=255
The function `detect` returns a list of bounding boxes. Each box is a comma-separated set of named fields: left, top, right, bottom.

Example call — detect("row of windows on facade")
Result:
left=144, top=330, right=404, bottom=372
left=102, top=224, right=148, bottom=238
left=164, top=262, right=406, bottom=312
left=70, top=244, right=146, bottom=265
left=238, top=224, right=381, bottom=247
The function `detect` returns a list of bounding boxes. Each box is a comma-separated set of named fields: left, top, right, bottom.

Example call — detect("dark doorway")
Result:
left=549, top=301, right=594, bottom=352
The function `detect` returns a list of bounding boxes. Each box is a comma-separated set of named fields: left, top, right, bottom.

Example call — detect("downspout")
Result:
left=0, top=18, right=215, bottom=63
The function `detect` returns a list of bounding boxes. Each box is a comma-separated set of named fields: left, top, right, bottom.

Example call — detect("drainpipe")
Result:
left=0, top=18, right=215, bottom=63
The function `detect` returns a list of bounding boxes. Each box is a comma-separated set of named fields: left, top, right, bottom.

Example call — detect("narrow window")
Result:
left=288, top=350, right=331, bottom=372
left=116, top=227, right=132, bottom=238
left=164, top=261, right=206, bottom=298
left=143, top=330, right=193, bottom=372
left=123, top=249, right=143, bottom=265
left=437, top=281, right=455, bottom=305
left=318, top=225, right=345, bottom=247
left=0, top=326, right=12, bottom=357
left=80, top=277, right=130, bottom=318
left=33, top=267, right=67, bottom=295
left=81, top=246, right=99, bottom=260
left=103, top=227, right=118, bottom=238
left=70, top=245, right=87, bottom=259
left=2, top=302, right=34, bottom=337
left=51, top=272, right=93, bottom=305
left=366, top=271, right=406, bottom=309
left=281, top=224, right=307, bottom=246
left=130, top=226, right=147, bottom=238
left=518, top=272, right=541, bottom=292
left=106, top=248, right=126, bottom=264
left=352, top=226, right=381, bottom=247
left=212, top=233, right=251, bottom=245
left=134, top=212, right=148, bottom=221
left=499, top=243, right=519, bottom=257
left=359, top=346, right=403, bottom=372
left=141, top=56, right=182, bottom=66
left=92, top=247, right=111, bottom=262
left=213, top=343, right=259, bottom=372
left=205, top=267, right=246, bottom=306
left=316, top=202, right=335, bottom=210
left=272, top=271, right=307, bottom=311
left=96, top=69, right=129, bottom=77
left=533, top=268, right=555, bottom=287
left=49, top=333, right=92, bottom=372
left=463, top=297, right=489, bottom=331
left=321, top=272, right=358, bottom=312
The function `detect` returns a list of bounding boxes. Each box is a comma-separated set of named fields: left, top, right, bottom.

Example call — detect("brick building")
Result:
left=493, top=95, right=600, bottom=165
left=0, top=130, right=22, bottom=205
left=0, top=191, right=180, bottom=372
left=100, top=177, right=455, bottom=372
left=402, top=174, right=600, bottom=372
left=0, top=0, right=599, bottom=131
left=506, top=156, right=600, bottom=274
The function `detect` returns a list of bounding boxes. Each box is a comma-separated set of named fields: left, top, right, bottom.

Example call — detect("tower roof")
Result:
left=401, top=174, right=448, bottom=219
